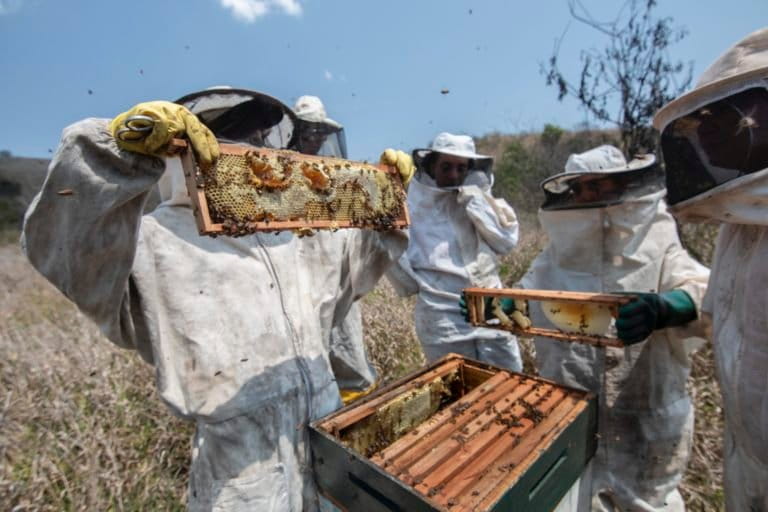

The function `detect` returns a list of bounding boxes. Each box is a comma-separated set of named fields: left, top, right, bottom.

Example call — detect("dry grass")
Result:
left=0, top=218, right=725, bottom=510
left=682, top=347, right=726, bottom=511
left=677, top=221, right=725, bottom=511
left=0, top=242, right=191, bottom=510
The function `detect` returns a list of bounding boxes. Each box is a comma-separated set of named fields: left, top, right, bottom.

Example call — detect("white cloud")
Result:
left=324, top=70, right=333, bottom=81
left=0, top=0, right=24, bottom=15
left=219, top=0, right=302, bottom=23
left=273, top=0, right=301, bottom=16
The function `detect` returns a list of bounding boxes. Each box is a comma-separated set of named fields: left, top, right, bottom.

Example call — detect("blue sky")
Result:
left=1, top=0, right=766, bottom=161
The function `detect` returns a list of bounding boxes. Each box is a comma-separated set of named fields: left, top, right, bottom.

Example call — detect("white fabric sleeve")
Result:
left=337, top=229, right=408, bottom=312
left=658, top=243, right=711, bottom=355
left=457, top=185, right=520, bottom=255
left=385, top=251, right=420, bottom=297
left=21, top=118, right=164, bottom=362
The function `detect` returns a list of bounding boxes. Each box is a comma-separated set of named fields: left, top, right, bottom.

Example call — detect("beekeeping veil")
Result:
left=293, top=95, right=348, bottom=158
left=176, top=87, right=298, bottom=150
left=540, top=145, right=664, bottom=210
left=654, top=27, right=768, bottom=224
left=154, top=87, right=300, bottom=209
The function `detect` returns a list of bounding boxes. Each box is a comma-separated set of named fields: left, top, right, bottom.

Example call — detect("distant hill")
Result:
left=0, top=154, right=50, bottom=226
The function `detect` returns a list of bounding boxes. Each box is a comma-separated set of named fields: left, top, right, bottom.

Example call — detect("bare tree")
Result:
left=543, top=0, right=693, bottom=156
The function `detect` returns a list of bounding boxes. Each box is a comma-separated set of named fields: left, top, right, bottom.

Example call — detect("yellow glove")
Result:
left=109, top=101, right=219, bottom=168
left=379, top=148, right=415, bottom=187
left=340, top=382, right=378, bottom=405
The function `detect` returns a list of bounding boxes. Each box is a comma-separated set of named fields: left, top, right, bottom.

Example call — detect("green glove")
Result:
left=616, top=289, right=697, bottom=345
left=109, top=101, right=220, bottom=168
left=379, top=148, right=416, bottom=187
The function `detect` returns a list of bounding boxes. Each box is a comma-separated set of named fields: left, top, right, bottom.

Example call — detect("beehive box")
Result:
left=310, top=354, right=597, bottom=511
left=172, top=139, right=409, bottom=236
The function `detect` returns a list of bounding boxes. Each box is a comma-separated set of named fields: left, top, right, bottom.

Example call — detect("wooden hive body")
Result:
left=310, top=354, right=597, bottom=511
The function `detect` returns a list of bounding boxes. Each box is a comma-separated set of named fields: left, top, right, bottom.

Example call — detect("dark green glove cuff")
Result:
left=616, top=289, right=697, bottom=345
left=657, top=289, right=697, bottom=329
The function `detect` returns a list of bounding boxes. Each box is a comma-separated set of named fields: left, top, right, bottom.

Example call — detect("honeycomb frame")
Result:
left=463, top=287, right=632, bottom=348
left=172, top=139, right=410, bottom=236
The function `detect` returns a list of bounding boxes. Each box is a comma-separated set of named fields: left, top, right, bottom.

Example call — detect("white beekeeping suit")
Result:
left=292, top=95, right=377, bottom=402
left=653, top=28, right=768, bottom=511
left=21, top=88, right=406, bottom=512
left=521, top=146, right=710, bottom=511
left=387, top=132, right=523, bottom=371
left=302, top=229, right=377, bottom=399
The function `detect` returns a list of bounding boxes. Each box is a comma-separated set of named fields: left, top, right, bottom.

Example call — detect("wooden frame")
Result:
left=170, top=139, right=410, bottom=235
left=463, top=287, right=635, bottom=348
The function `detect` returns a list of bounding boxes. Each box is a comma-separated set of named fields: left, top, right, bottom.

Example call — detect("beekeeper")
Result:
left=386, top=132, right=523, bottom=371
left=520, top=145, right=710, bottom=511
left=22, top=87, right=412, bottom=512
left=292, top=94, right=378, bottom=403
left=653, top=27, right=768, bottom=511
left=293, top=95, right=348, bottom=158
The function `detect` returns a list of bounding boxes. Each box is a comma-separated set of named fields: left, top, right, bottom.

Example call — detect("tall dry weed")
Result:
left=0, top=244, right=191, bottom=511
left=361, top=279, right=425, bottom=384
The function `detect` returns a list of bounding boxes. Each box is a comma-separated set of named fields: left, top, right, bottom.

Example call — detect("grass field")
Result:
left=0, top=221, right=724, bottom=510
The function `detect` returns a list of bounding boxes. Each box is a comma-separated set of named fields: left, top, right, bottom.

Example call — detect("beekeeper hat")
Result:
left=654, top=27, right=768, bottom=132
left=413, top=132, right=492, bottom=170
left=293, top=95, right=342, bottom=130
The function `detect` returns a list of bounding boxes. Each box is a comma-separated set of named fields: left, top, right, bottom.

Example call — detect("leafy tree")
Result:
left=541, top=124, right=565, bottom=148
left=494, top=140, right=537, bottom=210
left=543, top=0, right=692, bottom=156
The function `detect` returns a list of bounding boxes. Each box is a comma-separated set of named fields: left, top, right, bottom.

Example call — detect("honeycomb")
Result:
left=196, top=148, right=407, bottom=236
